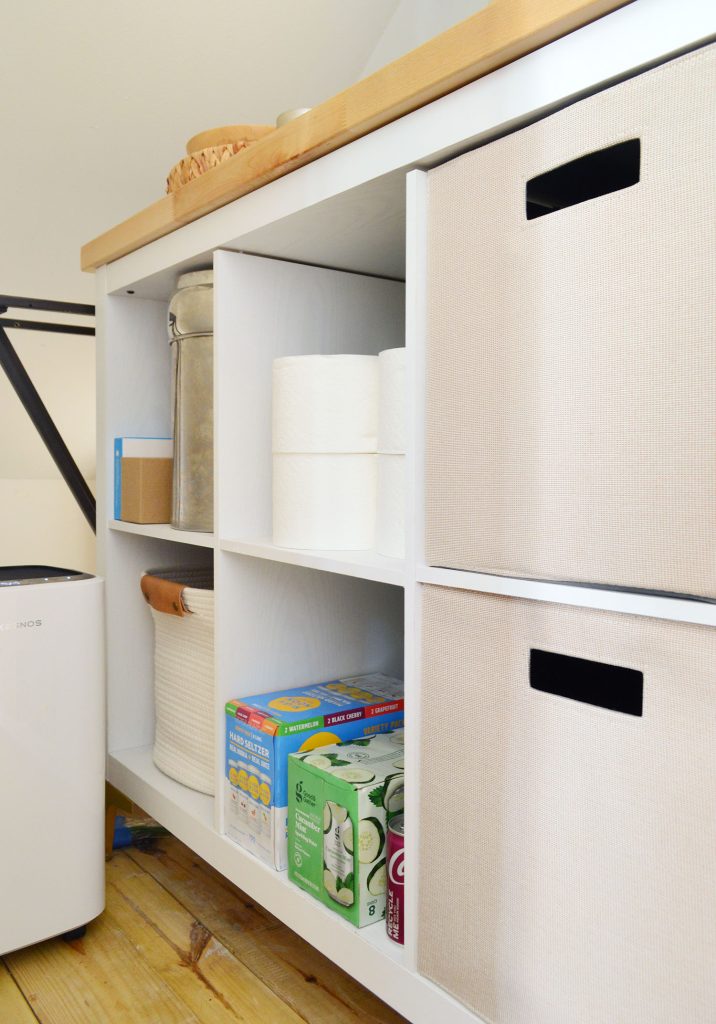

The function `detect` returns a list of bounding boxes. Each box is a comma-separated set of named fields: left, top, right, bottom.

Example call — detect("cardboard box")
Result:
left=288, top=729, right=404, bottom=927
left=120, top=457, right=173, bottom=523
left=113, top=437, right=173, bottom=520
left=224, top=674, right=403, bottom=870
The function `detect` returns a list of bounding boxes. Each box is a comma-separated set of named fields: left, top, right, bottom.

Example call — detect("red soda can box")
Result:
left=386, top=814, right=404, bottom=944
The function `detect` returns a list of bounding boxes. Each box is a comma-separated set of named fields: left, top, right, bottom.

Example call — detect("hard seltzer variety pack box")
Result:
left=224, top=675, right=403, bottom=870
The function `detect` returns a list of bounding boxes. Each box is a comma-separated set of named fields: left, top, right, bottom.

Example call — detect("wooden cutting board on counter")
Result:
left=81, top=0, right=631, bottom=272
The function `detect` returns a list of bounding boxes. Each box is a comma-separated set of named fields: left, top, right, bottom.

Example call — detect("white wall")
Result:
left=0, top=480, right=96, bottom=573
left=361, top=0, right=491, bottom=77
left=0, top=327, right=97, bottom=572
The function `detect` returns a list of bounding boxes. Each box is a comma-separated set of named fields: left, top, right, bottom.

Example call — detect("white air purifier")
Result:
left=0, top=566, right=105, bottom=955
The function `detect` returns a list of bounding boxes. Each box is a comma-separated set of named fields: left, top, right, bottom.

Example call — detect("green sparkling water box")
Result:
left=287, top=729, right=404, bottom=927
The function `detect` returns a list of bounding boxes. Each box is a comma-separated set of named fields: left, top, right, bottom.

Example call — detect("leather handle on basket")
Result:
left=140, top=574, right=190, bottom=617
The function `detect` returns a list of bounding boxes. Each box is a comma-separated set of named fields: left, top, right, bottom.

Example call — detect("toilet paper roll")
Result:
left=376, top=453, right=406, bottom=559
left=273, top=354, right=379, bottom=453
left=273, top=453, right=377, bottom=550
left=377, top=347, right=407, bottom=454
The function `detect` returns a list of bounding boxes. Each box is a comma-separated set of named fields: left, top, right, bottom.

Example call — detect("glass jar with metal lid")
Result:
left=168, top=269, right=213, bottom=338
left=168, top=270, right=213, bottom=532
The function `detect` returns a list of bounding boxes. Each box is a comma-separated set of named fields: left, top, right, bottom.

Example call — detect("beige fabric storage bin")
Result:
left=418, top=584, right=716, bottom=1023
left=141, top=567, right=215, bottom=795
left=425, top=44, right=716, bottom=598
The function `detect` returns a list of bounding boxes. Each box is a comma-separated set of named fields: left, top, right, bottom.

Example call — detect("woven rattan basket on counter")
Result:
left=166, top=124, right=274, bottom=193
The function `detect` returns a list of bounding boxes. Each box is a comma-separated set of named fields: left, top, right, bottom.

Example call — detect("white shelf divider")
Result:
left=220, top=537, right=405, bottom=587
left=110, top=519, right=215, bottom=548
left=418, top=565, right=716, bottom=627
left=108, top=745, right=214, bottom=832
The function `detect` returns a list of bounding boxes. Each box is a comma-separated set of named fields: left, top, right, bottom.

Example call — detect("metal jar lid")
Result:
left=176, top=269, right=213, bottom=290
left=276, top=107, right=312, bottom=128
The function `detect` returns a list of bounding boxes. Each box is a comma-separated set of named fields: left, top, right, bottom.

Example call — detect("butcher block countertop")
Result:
left=81, top=0, right=630, bottom=272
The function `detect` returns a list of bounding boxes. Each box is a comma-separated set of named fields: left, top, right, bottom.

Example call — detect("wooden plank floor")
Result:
left=1, top=837, right=406, bottom=1024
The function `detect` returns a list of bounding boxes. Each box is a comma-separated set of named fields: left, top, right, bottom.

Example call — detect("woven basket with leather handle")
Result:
left=141, top=566, right=215, bottom=794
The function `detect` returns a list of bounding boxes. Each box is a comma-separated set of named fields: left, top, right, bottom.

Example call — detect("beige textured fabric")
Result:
left=425, top=44, right=716, bottom=598
left=418, top=585, right=716, bottom=1023
left=146, top=567, right=215, bottom=795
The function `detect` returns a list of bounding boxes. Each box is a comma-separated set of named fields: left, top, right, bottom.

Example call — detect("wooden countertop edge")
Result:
left=81, top=0, right=631, bottom=272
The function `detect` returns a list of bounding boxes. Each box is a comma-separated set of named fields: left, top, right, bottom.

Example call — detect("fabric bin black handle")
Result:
left=530, top=648, right=643, bottom=716
left=526, top=138, right=641, bottom=219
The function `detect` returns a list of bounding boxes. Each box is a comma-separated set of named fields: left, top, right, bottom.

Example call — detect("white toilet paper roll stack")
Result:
left=272, top=354, right=379, bottom=550
left=377, top=346, right=407, bottom=455
left=273, top=453, right=377, bottom=549
left=273, top=354, right=379, bottom=454
left=376, top=348, right=407, bottom=559
left=377, top=452, right=406, bottom=558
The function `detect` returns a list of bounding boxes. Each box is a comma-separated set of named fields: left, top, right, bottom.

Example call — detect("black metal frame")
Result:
left=0, top=295, right=97, bottom=533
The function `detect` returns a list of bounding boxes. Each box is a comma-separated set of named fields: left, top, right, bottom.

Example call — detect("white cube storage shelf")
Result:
left=97, top=5, right=716, bottom=1022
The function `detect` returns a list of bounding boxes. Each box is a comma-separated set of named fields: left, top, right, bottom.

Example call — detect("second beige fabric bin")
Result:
left=424, top=44, right=716, bottom=598
left=418, top=584, right=716, bottom=1023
